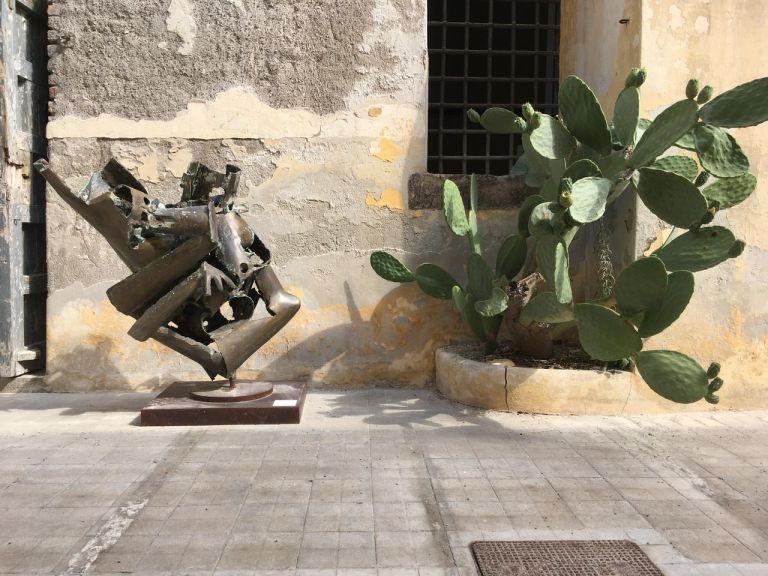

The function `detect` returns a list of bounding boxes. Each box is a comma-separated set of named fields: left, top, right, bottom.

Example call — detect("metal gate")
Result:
left=1, top=0, right=47, bottom=376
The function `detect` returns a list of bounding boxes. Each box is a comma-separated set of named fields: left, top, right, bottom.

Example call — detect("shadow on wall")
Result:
left=37, top=280, right=470, bottom=392
left=257, top=281, right=471, bottom=388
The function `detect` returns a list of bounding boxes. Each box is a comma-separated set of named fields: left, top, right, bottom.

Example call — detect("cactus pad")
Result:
left=568, top=177, right=612, bottom=224
left=518, top=194, right=545, bottom=237
left=613, top=86, right=640, bottom=146
left=703, top=172, right=757, bottom=209
left=615, top=257, right=668, bottom=316
left=370, top=251, right=415, bottom=283
left=653, top=226, right=737, bottom=272
left=470, top=173, right=479, bottom=212
left=574, top=303, right=643, bottom=361
left=649, top=155, right=698, bottom=181
left=529, top=114, right=577, bottom=159
left=597, top=152, right=627, bottom=180
left=462, top=293, right=487, bottom=341
left=522, top=133, right=551, bottom=180
left=536, top=235, right=572, bottom=304
left=451, top=285, right=466, bottom=312
left=675, top=130, right=696, bottom=151
left=628, top=99, right=699, bottom=168
left=496, top=234, right=528, bottom=279
left=634, top=118, right=652, bottom=144
left=520, top=292, right=575, bottom=325
left=528, top=202, right=558, bottom=237
left=468, top=210, right=483, bottom=255
left=414, top=263, right=458, bottom=299
left=563, top=159, right=602, bottom=182
left=479, top=107, right=526, bottom=133
left=467, top=253, right=493, bottom=300
left=638, top=270, right=694, bottom=337
left=475, top=287, right=510, bottom=317
left=559, top=76, right=613, bottom=155
left=636, top=350, right=709, bottom=403
left=693, top=124, right=750, bottom=178
left=443, top=179, right=470, bottom=236
left=635, top=168, right=709, bottom=228
left=698, top=77, right=768, bottom=128
left=510, top=154, right=530, bottom=177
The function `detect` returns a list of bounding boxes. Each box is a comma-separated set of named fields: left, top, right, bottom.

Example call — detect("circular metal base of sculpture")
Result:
left=189, top=381, right=274, bottom=403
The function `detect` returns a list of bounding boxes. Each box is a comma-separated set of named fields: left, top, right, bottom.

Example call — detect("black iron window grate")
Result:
left=427, top=0, right=561, bottom=176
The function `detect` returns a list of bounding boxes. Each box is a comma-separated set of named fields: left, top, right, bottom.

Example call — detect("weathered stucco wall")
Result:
left=632, top=0, right=768, bottom=408
left=44, top=0, right=768, bottom=408
left=44, top=0, right=518, bottom=390
left=562, top=0, right=768, bottom=409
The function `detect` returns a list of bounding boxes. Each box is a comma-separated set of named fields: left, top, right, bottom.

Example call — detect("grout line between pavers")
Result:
left=61, top=428, right=203, bottom=575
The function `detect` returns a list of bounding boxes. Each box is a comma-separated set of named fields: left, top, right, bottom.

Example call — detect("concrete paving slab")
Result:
left=0, top=389, right=767, bottom=574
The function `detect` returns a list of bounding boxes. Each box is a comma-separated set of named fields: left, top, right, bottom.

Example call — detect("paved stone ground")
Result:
left=0, top=389, right=767, bottom=576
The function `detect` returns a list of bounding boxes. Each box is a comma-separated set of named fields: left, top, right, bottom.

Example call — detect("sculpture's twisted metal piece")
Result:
left=35, top=158, right=300, bottom=382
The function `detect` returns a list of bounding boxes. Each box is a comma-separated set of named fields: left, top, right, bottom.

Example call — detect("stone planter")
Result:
left=435, top=343, right=693, bottom=415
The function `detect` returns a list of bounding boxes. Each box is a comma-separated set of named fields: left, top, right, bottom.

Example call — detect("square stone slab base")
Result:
left=140, top=380, right=307, bottom=426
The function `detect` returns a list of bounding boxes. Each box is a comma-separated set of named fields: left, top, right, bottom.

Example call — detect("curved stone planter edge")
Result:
left=435, top=343, right=699, bottom=415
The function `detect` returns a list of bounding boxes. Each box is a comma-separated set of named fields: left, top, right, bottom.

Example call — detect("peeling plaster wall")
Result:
left=44, top=0, right=768, bottom=405
left=632, top=0, right=768, bottom=407
left=45, top=0, right=518, bottom=390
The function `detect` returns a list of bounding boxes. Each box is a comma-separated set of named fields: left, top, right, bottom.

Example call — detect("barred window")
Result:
left=427, top=0, right=561, bottom=176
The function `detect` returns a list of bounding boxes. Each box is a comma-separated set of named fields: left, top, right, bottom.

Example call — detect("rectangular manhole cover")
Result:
left=471, top=540, right=664, bottom=575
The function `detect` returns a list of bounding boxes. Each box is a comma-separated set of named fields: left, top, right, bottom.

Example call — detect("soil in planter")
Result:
left=486, top=342, right=632, bottom=372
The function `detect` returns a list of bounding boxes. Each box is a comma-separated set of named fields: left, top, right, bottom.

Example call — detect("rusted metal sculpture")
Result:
left=35, top=158, right=300, bottom=401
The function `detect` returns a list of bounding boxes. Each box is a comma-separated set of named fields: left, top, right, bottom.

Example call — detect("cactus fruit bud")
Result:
left=625, top=67, right=647, bottom=88
left=558, top=178, right=574, bottom=208
left=686, top=79, right=701, bottom=100
left=514, top=118, right=528, bottom=133
left=728, top=240, right=746, bottom=258
left=697, top=85, right=714, bottom=104
left=707, top=362, right=721, bottom=378
left=522, top=102, right=535, bottom=120
left=467, top=109, right=481, bottom=124
left=700, top=207, right=716, bottom=225
left=708, top=377, right=724, bottom=392
left=694, top=171, right=711, bottom=187
left=528, top=112, right=542, bottom=129
left=705, top=391, right=720, bottom=404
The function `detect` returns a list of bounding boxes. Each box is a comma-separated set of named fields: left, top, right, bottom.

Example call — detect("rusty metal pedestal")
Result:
left=140, top=379, right=307, bottom=426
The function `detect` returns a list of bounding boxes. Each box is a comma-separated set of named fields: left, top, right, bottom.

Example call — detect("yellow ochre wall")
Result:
left=40, top=0, right=768, bottom=411
left=561, top=0, right=768, bottom=410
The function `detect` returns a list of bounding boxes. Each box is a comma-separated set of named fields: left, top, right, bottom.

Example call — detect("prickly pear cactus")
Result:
left=371, top=68, right=767, bottom=403
left=370, top=174, right=520, bottom=353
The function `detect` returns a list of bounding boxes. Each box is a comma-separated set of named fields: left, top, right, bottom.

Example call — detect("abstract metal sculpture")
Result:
left=35, top=158, right=300, bottom=402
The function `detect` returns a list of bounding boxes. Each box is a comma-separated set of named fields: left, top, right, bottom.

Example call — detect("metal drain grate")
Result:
left=471, top=540, right=664, bottom=575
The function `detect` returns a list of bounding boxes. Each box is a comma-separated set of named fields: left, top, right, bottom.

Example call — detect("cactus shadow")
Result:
left=257, top=280, right=467, bottom=391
